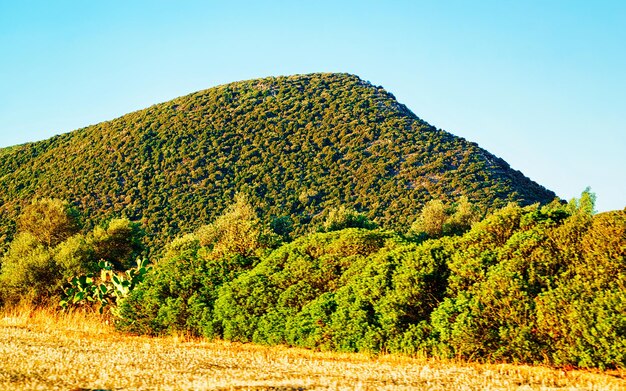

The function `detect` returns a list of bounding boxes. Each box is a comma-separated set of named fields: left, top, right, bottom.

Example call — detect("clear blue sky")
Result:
left=1, top=1, right=624, bottom=211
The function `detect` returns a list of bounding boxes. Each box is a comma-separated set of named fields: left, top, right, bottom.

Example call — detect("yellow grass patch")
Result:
left=1, top=306, right=623, bottom=390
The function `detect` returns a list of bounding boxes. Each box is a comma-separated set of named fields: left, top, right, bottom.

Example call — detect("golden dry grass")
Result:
left=1, top=306, right=624, bottom=390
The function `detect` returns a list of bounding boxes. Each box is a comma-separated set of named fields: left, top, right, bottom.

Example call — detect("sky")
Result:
left=0, top=0, right=624, bottom=212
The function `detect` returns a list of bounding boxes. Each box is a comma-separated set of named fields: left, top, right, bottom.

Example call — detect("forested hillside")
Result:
left=0, top=73, right=555, bottom=251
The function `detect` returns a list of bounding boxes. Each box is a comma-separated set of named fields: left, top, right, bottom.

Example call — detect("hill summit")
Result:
left=0, top=73, right=555, bottom=249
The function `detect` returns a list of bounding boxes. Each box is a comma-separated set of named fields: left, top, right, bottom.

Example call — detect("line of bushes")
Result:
left=1, top=192, right=623, bottom=369
left=115, top=192, right=624, bottom=369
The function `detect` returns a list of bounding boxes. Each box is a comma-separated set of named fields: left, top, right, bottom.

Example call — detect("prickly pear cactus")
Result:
left=60, top=258, right=150, bottom=315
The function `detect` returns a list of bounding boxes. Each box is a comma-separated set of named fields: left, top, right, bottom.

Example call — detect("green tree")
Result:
left=0, top=232, right=57, bottom=305
left=0, top=200, right=144, bottom=306
left=445, top=196, right=481, bottom=235
left=270, top=216, right=294, bottom=242
left=18, top=198, right=81, bottom=247
left=535, top=209, right=625, bottom=368
left=411, top=200, right=447, bottom=238
left=196, top=193, right=264, bottom=258
left=53, top=234, right=95, bottom=280
left=320, top=206, right=377, bottom=232
left=566, top=187, right=596, bottom=217
left=90, top=218, right=144, bottom=270
left=213, top=228, right=396, bottom=345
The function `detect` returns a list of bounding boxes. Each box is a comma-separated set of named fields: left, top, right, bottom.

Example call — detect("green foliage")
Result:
left=444, top=202, right=527, bottom=298
left=110, top=191, right=624, bottom=369
left=196, top=193, right=265, bottom=258
left=53, top=234, right=96, bottom=280
left=0, top=73, right=556, bottom=253
left=211, top=227, right=450, bottom=355
left=115, top=246, right=254, bottom=336
left=428, top=193, right=625, bottom=368
left=90, top=218, right=144, bottom=270
left=0, top=199, right=145, bottom=306
left=318, top=206, right=377, bottom=232
left=0, top=232, right=59, bottom=305
left=410, top=196, right=482, bottom=239
left=535, top=209, right=626, bottom=369
left=115, top=195, right=265, bottom=336
left=60, top=259, right=150, bottom=315
left=269, top=215, right=294, bottom=242
left=430, top=204, right=560, bottom=363
left=286, top=238, right=453, bottom=354
left=213, top=228, right=397, bottom=344
left=447, top=196, right=482, bottom=235
left=411, top=200, right=447, bottom=238
left=18, top=198, right=81, bottom=248
left=566, top=186, right=597, bottom=216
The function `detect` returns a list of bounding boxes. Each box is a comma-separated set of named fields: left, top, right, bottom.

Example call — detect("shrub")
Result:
left=410, top=196, right=481, bottom=239
left=0, top=233, right=59, bottom=305
left=115, top=246, right=254, bottom=336
left=18, top=198, right=81, bottom=247
left=535, top=210, right=626, bottom=368
left=90, top=218, right=144, bottom=270
left=319, top=206, right=377, bottom=232
left=285, top=238, right=452, bottom=354
left=196, top=193, right=264, bottom=258
left=0, top=200, right=144, bottom=307
left=213, top=228, right=396, bottom=344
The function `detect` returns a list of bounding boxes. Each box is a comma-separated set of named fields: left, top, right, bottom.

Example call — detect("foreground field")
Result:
left=0, top=308, right=623, bottom=390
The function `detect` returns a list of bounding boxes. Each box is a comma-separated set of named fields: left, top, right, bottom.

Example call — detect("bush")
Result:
left=18, top=198, right=81, bottom=247
left=535, top=210, right=626, bottom=368
left=319, top=206, right=377, bottom=232
left=284, top=238, right=452, bottom=354
left=213, top=228, right=397, bottom=344
left=116, top=242, right=255, bottom=336
left=429, top=204, right=567, bottom=363
left=12, top=190, right=620, bottom=369
left=0, top=199, right=144, bottom=307
left=90, top=218, right=144, bottom=270
left=410, top=196, right=481, bottom=239
left=196, top=193, right=265, bottom=258
left=0, top=233, right=59, bottom=305
left=116, top=194, right=278, bottom=336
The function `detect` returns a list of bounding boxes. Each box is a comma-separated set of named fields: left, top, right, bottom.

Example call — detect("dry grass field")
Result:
left=1, top=306, right=624, bottom=390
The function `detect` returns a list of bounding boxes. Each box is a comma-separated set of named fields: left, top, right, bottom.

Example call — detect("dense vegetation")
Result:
left=1, top=189, right=623, bottom=369
left=113, top=192, right=624, bottom=369
left=0, top=73, right=555, bottom=253
left=1, top=73, right=621, bottom=369
left=0, top=199, right=143, bottom=306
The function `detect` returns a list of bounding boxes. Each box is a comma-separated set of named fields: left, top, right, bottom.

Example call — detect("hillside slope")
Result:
left=0, top=73, right=555, bottom=250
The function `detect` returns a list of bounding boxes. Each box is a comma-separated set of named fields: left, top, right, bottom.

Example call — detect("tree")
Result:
left=270, top=216, right=294, bottom=242
left=90, top=218, right=144, bottom=270
left=18, top=198, right=81, bottom=247
left=567, top=187, right=596, bottom=216
left=196, top=193, right=263, bottom=258
left=0, top=197, right=148, bottom=305
left=411, top=197, right=481, bottom=239
left=320, top=206, right=377, bottom=232
left=412, top=200, right=447, bottom=238
left=446, top=196, right=481, bottom=235
left=0, top=232, right=58, bottom=305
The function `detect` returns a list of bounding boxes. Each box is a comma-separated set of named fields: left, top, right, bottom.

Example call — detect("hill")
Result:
left=0, top=73, right=555, bottom=251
